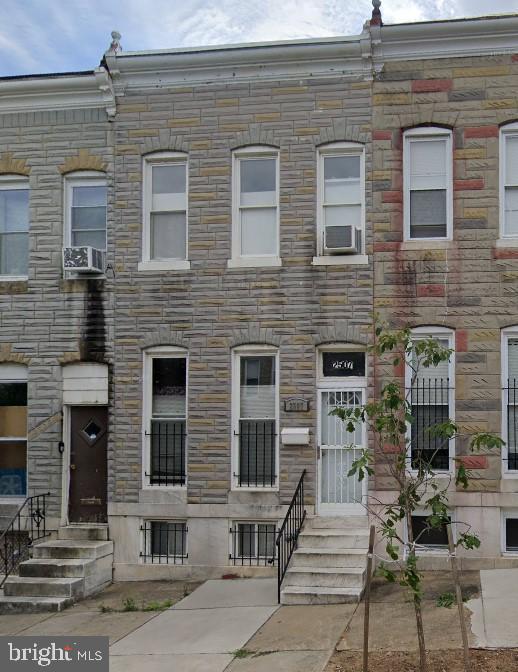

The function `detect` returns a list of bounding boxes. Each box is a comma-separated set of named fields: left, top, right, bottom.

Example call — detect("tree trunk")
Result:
left=405, top=514, right=428, bottom=672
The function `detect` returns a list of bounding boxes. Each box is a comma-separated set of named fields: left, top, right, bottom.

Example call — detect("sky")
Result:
left=0, top=0, right=517, bottom=77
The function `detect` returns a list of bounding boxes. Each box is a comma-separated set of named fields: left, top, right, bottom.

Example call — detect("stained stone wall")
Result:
left=0, top=108, right=114, bottom=519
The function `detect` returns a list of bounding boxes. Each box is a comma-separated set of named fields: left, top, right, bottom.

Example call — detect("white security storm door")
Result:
left=318, top=389, right=366, bottom=515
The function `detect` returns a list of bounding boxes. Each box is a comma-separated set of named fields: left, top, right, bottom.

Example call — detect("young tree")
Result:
left=332, top=324, right=503, bottom=672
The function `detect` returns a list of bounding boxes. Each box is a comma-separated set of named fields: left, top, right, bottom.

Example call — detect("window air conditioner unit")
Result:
left=324, top=225, right=361, bottom=254
left=63, top=246, right=105, bottom=274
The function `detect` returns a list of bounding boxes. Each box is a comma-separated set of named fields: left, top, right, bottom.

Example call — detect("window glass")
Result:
left=240, top=209, right=277, bottom=256
left=149, top=521, right=187, bottom=557
left=240, top=356, right=275, bottom=418
left=152, top=358, right=186, bottom=418
left=240, top=159, right=276, bottom=206
left=70, top=184, right=107, bottom=250
left=151, top=213, right=187, bottom=260
left=147, top=161, right=187, bottom=260
left=0, top=371, right=27, bottom=496
left=324, top=155, right=360, bottom=204
left=152, top=165, right=185, bottom=195
left=411, top=515, right=449, bottom=548
left=506, top=518, right=518, bottom=552
left=0, top=188, right=29, bottom=276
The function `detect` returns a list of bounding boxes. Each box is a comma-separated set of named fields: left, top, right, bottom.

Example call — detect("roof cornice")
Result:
left=373, top=15, right=518, bottom=62
left=0, top=66, right=116, bottom=118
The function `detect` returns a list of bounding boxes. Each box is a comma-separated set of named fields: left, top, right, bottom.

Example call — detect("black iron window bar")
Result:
left=140, top=521, right=187, bottom=564
left=145, top=420, right=186, bottom=486
left=505, top=378, right=518, bottom=470
left=409, top=378, right=452, bottom=471
left=234, top=419, right=277, bottom=487
left=229, top=523, right=277, bottom=566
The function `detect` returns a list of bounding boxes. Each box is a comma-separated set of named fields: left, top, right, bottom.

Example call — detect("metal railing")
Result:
left=235, top=419, right=276, bottom=487
left=505, top=379, right=518, bottom=470
left=275, top=470, right=306, bottom=603
left=140, top=521, right=188, bottom=564
left=410, top=378, right=451, bottom=471
left=0, top=492, right=50, bottom=587
left=145, top=420, right=186, bottom=486
left=229, top=523, right=277, bottom=566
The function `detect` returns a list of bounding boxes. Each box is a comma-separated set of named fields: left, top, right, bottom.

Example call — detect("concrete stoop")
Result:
left=0, top=525, right=113, bottom=613
left=280, top=515, right=369, bottom=605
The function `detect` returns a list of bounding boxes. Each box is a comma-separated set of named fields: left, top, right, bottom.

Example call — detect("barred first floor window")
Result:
left=230, top=521, right=277, bottom=565
left=234, top=352, right=278, bottom=488
left=408, top=332, right=453, bottom=472
left=504, top=335, right=518, bottom=471
left=141, top=520, right=187, bottom=564
left=144, top=349, right=187, bottom=486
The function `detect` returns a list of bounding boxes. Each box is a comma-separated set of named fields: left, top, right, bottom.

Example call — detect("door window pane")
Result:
left=150, top=213, right=186, bottom=260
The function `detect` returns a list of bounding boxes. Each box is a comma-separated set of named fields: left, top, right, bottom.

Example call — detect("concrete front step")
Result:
left=284, top=566, right=365, bottom=588
left=58, top=525, right=109, bottom=542
left=306, top=516, right=369, bottom=530
left=281, top=585, right=364, bottom=605
left=33, top=540, right=113, bottom=560
left=298, top=529, right=370, bottom=549
left=20, top=558, right=94, bottom=579
left=3, top=576, right=84, bottom=598
left=0, top=596, right=74, bottom=614
left=291, top=547, right=368, bottom=569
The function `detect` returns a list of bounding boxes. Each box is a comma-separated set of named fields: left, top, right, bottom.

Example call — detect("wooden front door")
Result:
left=68, top=406, right=108, bottom=523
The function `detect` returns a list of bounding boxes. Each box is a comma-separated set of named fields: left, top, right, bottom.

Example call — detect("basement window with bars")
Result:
left=504, top=514, right=518, bottom=553
left=407, top=331, right=454, bottom=472
left=141, top=521, right=187, bottom=564
left=411, top=514, right=450, bottom=551
left=144, top=349, right=187, bottom=486
left=233, top=351, right=278, bottom=488
left=229, top=522, right=277, bottom=566
left=404, top=128, right=452, bottom=240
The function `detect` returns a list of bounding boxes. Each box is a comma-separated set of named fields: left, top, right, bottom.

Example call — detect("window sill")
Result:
left=501, top=471, right=518, bottom=479
left=231, top=486, right=279, bottom=492
left=141, top=484, right=187, bottom=490
left=227, top=257, right=282, bottom=269
left=312, top=254, right=369, bottom=266
left=401, top=240, right=451, bottom=250
left=0, top=276, right=28, bottom=282
left=495, top=238, right=518, bottom=248
left=138, top=260, right=191, bottom=272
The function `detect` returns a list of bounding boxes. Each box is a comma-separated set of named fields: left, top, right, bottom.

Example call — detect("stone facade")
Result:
left=0, top=104, right=114, bottom=525
left=371, top=52, right=518, bottom=566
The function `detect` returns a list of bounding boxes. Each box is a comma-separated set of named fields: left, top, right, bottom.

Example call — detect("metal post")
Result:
left=447, top=524, right=470, bottom=671
left=363, top=526, right=376, bottom=672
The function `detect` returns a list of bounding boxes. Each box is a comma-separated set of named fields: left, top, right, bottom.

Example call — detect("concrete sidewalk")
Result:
left=110, top=579, right=279, bottom=672
left=468, top=569, right=518, bottom=648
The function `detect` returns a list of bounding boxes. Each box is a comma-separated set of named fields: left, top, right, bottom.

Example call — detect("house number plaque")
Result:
left=284, top=397, right=310, bottom=412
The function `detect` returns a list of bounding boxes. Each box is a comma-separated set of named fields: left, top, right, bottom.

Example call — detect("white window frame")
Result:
left=501, top=327, right=518, bottom=477
left=229, top=520, right=278, bottom=563
left=499, top=123, right=518, bottom=241
left=228, top=146, right=281, bottom=269
left=142, top=346, right=188, bottom=489
left=141, top=519, right=188, bottom=563
left=313, top=142, right=368, bottom=266
left=405, top=327, right=455, bottom=475
left=139, top=151, right=190, bottom=272
left=0, top=363, right=28, bottom=502
left=64, top=172, right=107, bottom=251
left=231, top=346, right=279, bottom=490
left=404, top=509, right=455, bottom=557
left=0, top=175, right=30, bottom=281
left=403, top=127, right=453, bottom=242
left=502, top=510, right=518, bottom=554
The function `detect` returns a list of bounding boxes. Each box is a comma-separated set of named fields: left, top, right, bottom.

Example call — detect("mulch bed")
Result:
left=327, top=649, right=518, bottom=672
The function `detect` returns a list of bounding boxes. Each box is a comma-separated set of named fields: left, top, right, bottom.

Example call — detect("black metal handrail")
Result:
left=274, top=470, right=306, bottom=603
left=0, top=492, right=50, bottom=587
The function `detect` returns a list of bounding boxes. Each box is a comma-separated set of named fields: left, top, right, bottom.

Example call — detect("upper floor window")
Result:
left=0, top=177, right=29, bottom=278
left=317, top=143, right=365, bottom=257
left=404, top=128, right=452, bottom=241
left=406, top=328, right=454, bottom=472
left=230, top=147, right=280, bottom=268
left=65, top=174, right=107, bottom=251
left=141, top=153, right=188, bottom=270
left=500, top=124, right=518, bottom=238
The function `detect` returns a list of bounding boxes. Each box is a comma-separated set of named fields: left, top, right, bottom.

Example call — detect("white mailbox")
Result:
left=281, top=427, right=310, bottom=445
